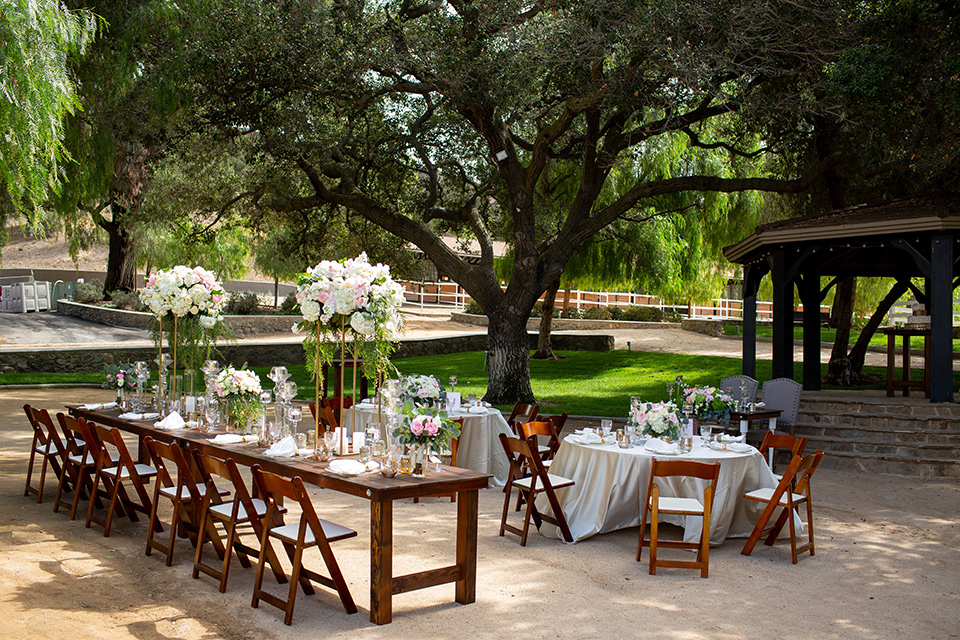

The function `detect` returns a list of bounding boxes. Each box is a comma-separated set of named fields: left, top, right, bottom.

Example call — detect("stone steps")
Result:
left=792, top=399, right=960, bottom=477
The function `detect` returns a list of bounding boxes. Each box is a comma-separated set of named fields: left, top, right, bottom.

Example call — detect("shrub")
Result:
left=563, top=307, right=583, bottom=319
left=224, top=291, right=261, bottom=315
left=529, top=301, right=543, bottom=318
left=582, top=306, right=612, bottom=320
left=607, top=306, right=623, bottom=320
left=73, top=280, right=104, bottom=304
left=621, top=305, right=664, bottom=322
left=280, top=292, right=300, bottom=315
left=107, top=290, right=145, bottom=311
left=463, top=299, right=483, bottom=315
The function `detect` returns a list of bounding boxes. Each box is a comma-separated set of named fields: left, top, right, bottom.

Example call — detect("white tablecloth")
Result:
left=537, top=436, right=779, bottom=544
left=341, top=404, right=513, bottom=485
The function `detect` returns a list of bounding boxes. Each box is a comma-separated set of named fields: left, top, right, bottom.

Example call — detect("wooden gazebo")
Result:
left=723, top=194, right=960, bottom=403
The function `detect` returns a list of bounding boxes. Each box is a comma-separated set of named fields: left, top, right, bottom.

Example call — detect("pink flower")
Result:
left=212, top=294, right=223, bottom=304
left=410, top=416, right=426, bottom=436
left=425, top=417, right=439, bottom=437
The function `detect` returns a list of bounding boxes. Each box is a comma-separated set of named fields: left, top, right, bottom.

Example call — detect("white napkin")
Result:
left=568, top=431, right=603, bottom=445
left=329, top=459, right=366, bottom=475
left=211, top=433, right=256, bottom=444
left=645, top=438, right=680, bottom=454
left=724, top=442, right=753, bottom=453
left=155, top=411, right=185, bottom=430
left=719, top=434, right=745, bottom=444
left=81, top=402, right=118, bottom=411
left=119, top=412, right=159, bottom=421
left=467, top=405, right=488, bottom=414
left=264, top=435, right=296, bottom=457
left=364, top=460, right=381, bottom=472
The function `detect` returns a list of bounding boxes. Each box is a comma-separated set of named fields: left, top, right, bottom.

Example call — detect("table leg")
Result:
left=370, top=499, right=393, bottom=625
left=455, top=489, right=478, bottom=605
left=739, top=418, right=748, bottom=437
left=767, top=417, right=777, bottom=468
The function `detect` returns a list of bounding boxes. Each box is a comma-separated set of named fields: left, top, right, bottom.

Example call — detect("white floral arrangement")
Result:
left=212, top=365, right=263, bottom=399
left=140, top=265, right=225, bottom=328
left=631, top=400, right=681, bottom=440
left=294, top=252, right=405, bottom=339
left=399, top=374, right=443, bottom=403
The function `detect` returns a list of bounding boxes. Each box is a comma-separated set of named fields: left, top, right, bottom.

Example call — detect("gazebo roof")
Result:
left=724, top=194, right=960, bottom=265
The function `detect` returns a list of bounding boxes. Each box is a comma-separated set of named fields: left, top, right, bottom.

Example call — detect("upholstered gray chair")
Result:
left=760, top=378, right=803, bottom=433
left=719, top=375, right=760, bottom=404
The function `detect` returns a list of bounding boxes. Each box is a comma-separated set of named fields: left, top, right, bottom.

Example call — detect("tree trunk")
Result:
left=823, top=276, right=856, bottom=385
left=533, top=279, right=561, bottom=359
left=848, top=279, right=910, bottom=376
left=102, top=214, right=137, bottom=292
left=484, top=309, right=536, bottom=405
left=561, top=284, right=572, bottom=318
left=274, top=276, right=280, bottom=308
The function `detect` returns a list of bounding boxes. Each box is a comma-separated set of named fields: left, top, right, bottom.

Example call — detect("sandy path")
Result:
left=2, top=387, right=958, bottom=640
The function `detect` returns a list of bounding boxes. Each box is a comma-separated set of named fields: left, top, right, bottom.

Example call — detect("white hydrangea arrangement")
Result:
left=399, top=374, right=443, bottom=404
left=140, top=265, right=225, bottom=328
left=294, top=252, right=405, bottom=339
left=212, top=365, right=262, bottom=399
left=631, top=400, right=681, bottom=440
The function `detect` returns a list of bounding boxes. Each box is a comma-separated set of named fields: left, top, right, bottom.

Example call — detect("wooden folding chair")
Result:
left=192, top=455, right=290, bottom=593
left=23, top=404, right=66, bottom=503
left=251, top=468, right=358, bottom=624
left=507, top=402, right=539, bottom=436
left=85, top=424, right=159, bottom=537
left=414, top=417, right=463, bottom=503
left=324, top=396, right=352, bottom=427
left=53, top=413, right=100, bottom=520
left=144, top=437, right=226, bottom=566
left=308, top=401, right=339, bottom=434
left=498, top=433, right=575, bottom=545
left=542, top=412, right=569, bottom=438
left=637, top=459, right=721, bottom=578
left=742, top=450, right=824, bottom=563
left=519, top=420, right=562, bottom=466
left=758, top=431, right=808, bottom=477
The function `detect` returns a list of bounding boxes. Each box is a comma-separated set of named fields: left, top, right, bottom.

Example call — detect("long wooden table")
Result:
left=71, top=407, right=491, bottom=625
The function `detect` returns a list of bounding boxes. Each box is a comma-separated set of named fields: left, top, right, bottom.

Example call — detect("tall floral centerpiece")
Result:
left=139, top=265, right=226, bottom=384
left=211, top=365, right=263, bottom=434
left=682, top=385, right=733, bottom=426
left=392, top=401, right=461, bottom=476
left=399, top=374, right=443, bottom=407
left=294, top=253, right=406, bottom=450
left=631, top=400, right=682, bottom=441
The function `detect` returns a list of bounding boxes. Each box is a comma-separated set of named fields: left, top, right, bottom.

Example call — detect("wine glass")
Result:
left=666, top=383, right=674, bottom=401
left=449, top=375, right=457, bottom=391
left=682, top=400, right=693, bottom=431
left=268, top=366, right=289, bottom=389
left=287, top=405, right=303, bottom=432
left=282, top=381, right=298, bottom=402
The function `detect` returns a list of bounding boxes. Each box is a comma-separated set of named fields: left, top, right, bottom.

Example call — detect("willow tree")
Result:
left=0, top=1, right=97, bottom=248
left=188, top=0, right=902, bottom=403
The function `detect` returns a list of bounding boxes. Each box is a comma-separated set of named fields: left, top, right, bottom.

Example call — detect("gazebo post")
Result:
left=929, top=233, right=954, bottom=402
left=771, top=248, right=794, bottom=380
left=799, top=274, right=822, bottom=390
left=741, top=263, right=761, bottom=379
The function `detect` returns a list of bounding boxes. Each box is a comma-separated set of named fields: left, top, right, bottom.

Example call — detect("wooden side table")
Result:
left=881, top=327, right=931, bottom=398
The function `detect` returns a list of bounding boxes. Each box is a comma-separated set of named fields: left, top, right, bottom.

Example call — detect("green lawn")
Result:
left=6, top=350, right=945, bottom=419
left=722, top=324, right=960, bottom=351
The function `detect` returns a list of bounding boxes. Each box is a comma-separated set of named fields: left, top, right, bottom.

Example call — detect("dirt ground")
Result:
left=2, top=387, right=958, bottom=640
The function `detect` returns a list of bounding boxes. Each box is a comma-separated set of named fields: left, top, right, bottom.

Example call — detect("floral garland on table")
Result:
left=631, top=400, right=681, bottom=441
left=211, top=365, right=263, bottom=434
left=682, top=385, right=732, bottom=425
left=399, top=374, right=443, bottom=405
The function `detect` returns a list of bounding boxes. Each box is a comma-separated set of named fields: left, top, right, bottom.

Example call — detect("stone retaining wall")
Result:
left=451, top=312, right=678, bottom=332
left=57, top=300, right=300, bottom=335
left=0, top=332, right=613, bottom=374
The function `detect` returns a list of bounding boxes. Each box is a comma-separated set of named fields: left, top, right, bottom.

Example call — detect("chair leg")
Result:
left=649, top=504, right=659, bottom=575
left=36, top=454, right=50, bottom=504
left=805, top=499, right=816, bottom=557
left=283, top=543, right=305, bottom=625
left=24, top=443, right=38, bottom=497
left=700, top=503, right=712, bottom=578
left=636, top=503, right=649, bottom=562
left=498, top=484, right=513, bottom=538
left=519, top=489, right=537, bottom=546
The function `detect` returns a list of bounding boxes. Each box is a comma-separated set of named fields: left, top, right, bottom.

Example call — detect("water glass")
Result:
left=679, top=436, right=694, bottom=454
left=601, top=419, right=613, bottom=436
left=295, top=433, right=307, bottom=450
left=700, top=424, right=713, bottom=443
left=359, top=445, right=372, bottom=464
left=616, top=429, right=631, bottom=449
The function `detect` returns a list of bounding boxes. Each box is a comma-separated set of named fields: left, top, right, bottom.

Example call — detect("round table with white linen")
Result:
left=340, top=404, right=514, bottom=485
left=537, top=436, right=780, bottom=544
